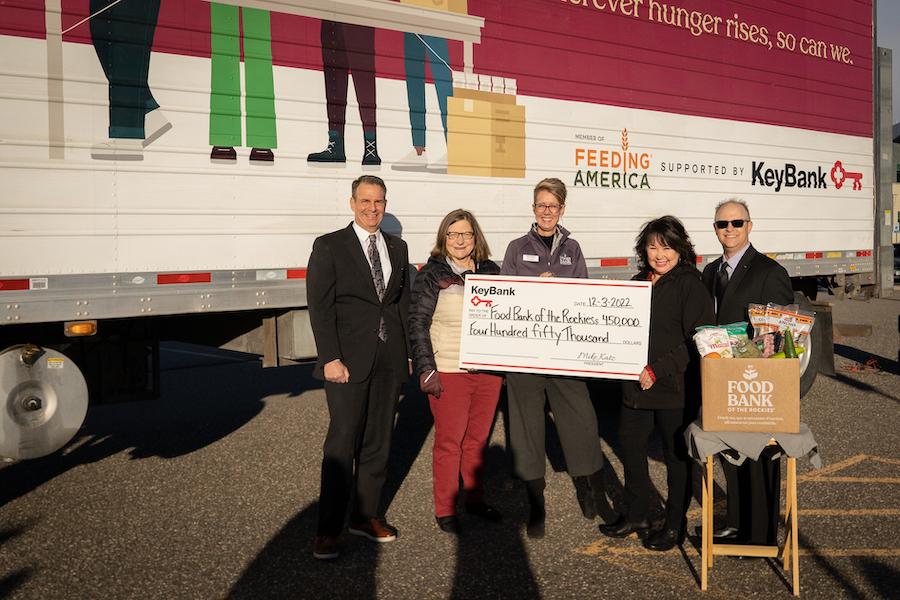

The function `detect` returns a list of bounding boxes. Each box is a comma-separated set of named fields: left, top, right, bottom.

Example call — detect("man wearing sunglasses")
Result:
left=701, top=199, right=793, bottom=550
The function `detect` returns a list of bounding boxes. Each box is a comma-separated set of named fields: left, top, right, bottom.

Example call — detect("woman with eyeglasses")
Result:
left=409, top=209, right=503, bottom=534
left=599, top=215, right=714, bottom=551
left=500, top=178, right=616, bottom=538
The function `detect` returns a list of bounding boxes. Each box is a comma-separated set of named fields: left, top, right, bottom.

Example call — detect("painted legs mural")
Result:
left=209, top=3, right=277, bottom=162
left=394, top=33, right=452, bottom=172
left=89, top=0, right=170, bottom=160
left=307, top=21, right=380, bottom=166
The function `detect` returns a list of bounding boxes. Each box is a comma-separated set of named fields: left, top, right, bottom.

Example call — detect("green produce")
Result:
left=783, top=328, right=798, bottom=358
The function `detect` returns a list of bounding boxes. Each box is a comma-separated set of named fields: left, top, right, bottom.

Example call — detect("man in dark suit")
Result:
left=307, top=175, right=410, bottom=560
left=702, top=199, right=794, bottom=548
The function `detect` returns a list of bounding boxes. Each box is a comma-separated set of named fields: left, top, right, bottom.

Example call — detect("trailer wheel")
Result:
left=0, top=345, right=88, bottom=460
left=795, top=292, right=820, bottom=398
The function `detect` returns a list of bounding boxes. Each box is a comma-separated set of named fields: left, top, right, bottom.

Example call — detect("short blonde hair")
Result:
left=533, top=177, right=567, bottom=206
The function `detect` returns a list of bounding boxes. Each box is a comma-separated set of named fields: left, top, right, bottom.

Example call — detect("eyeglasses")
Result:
left=714, top=219, right=748, bottom=229
left=533, top=203, right=562, bottom=213
left=446, top=231, right=475, bottom=241
left=356, top=198, right=386, bottom=208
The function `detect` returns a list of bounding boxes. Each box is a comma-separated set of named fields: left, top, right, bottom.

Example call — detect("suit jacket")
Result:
left=306, top=223, right=410, bottom=382
left=701, top=244, right=794, bottom=328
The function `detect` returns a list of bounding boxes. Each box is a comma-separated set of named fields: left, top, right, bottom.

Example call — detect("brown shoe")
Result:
left=312, top=535, right=339, bottom=560
left=348, top=518, right=397, bottom=543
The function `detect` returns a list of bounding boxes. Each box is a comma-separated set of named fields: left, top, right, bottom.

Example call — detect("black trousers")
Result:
left=505, top=373, right=604, bottom=481
left=317, top=342, right=403, bottom=536
left=89, top=0, right=160, bottom=139
left=619, top=404, right=692, bottom=530
left=721, top=448, right=781, bottom=544
left=320, top=21, right=377, bottom=136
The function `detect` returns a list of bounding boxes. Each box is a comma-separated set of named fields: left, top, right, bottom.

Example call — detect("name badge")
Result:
left=523, top=254, right=540, bottom=262
left=559, top=254, right=572, bottom=266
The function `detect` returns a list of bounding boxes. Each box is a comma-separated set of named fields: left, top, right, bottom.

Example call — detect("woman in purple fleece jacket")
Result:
left=499, top=178, right=615, bottom=538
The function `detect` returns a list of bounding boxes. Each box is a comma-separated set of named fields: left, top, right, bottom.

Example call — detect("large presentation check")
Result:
left=458, top=275, right=652, bottom=380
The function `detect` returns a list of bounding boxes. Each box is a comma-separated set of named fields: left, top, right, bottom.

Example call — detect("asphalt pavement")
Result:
left=0, top=294, right=898, bottom=599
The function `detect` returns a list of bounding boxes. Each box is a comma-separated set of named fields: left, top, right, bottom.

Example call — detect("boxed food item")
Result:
left=701, top=358, right=800, bottom=433
left=400, top=0, right=468, bottom=15
left=448, top=86, right=525, bottom=178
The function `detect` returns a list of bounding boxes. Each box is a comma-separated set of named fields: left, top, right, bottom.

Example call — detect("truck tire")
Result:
left=0, top=344, right=88, bottom=460
left=795, top=292, right=819, bottom=398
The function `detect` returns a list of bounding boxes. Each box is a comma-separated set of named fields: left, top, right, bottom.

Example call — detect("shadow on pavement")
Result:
left=834, top=344, right=899, bottom=376
left=827, top=373, right=899, bottom=403
left=380, top=381, right=434, bottom=515
left=0, top=357, right=321, bottom=508
left=857, top=557, right=900, bottom=598
left=227, top=502, right=379, bottom=600
left=0, top=568, right=33, bottom=600
left=450, top=445, right=541, bottom=600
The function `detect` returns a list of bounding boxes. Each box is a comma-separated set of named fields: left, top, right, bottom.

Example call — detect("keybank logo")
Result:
left=751, top=161, right=827, bottom=192
left=727, top=364, right=774, bottom=407
left=471, top=285, right=515, bottom=296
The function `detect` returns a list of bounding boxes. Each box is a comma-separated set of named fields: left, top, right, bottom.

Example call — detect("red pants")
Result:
left=428, top=372, right=502, bottom=517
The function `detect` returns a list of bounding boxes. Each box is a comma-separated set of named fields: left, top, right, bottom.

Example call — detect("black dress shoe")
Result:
left=573, top=476, right=597, bottom=519
left=249, top=148, right=274, bottom=162
left=526, top=515, right=545, bottom=539
left=436, top=515, right=461, bottom=534
left=465, top=502, right=502, bottom=522
left=712, top=526, right=740, bottom=540
left=598, top=516, right=650, bottom=538
left=643, top=527, right=684, bottom=551
left=210, top=146, right=236, bottom=160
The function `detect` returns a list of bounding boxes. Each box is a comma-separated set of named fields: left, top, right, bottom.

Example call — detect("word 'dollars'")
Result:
left=751, top=161, right=827, bottom=192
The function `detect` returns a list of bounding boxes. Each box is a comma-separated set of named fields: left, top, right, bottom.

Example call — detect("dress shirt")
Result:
left=352, top=221, right=392, bottom=286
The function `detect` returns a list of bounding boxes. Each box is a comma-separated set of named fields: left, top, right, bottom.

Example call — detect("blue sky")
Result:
left=877, top=0, right=899, bottom=120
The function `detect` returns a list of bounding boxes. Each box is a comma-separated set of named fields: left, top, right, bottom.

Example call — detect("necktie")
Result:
left=715, top=261, right=730, bottom=309
left=368, top=234, right=387, bottom=341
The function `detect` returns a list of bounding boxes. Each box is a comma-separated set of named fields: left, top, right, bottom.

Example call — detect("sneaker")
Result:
left=91, top=138, right=143, bottom=161
left=308, top=130, right=345, bottom=163
left=312, top=535, right=339, bottom=560
left=348, top=518, right=397, bottom=543
left=392, top=148, right=428, bottom=170
left=362, top=136, right=381, bottom=166
left=142, top=109, right=171, bottom=147
left=427, top=152, right=448, bottom=171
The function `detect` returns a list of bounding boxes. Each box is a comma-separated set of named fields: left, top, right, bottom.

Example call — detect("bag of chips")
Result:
left=693, top=327, right=733, bottom=358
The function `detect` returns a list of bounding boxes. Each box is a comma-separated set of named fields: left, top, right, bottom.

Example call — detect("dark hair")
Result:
left=352, top=175, right=386, bottom=198
left=431, top=209, right=492, bottom=262
left=533, top=177, right=567, bottom=206
left=634, top=215, right=698, bottom=274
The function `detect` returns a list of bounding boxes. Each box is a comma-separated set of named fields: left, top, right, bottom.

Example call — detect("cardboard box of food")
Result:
left=400, top=0, right=468, bottom=15
left=701, top=358, right=800, bottom=433
left=447, top=91, right=525, bottom=178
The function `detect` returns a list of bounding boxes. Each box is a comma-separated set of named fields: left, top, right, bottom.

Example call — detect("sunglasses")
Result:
left=714, top=219, right=748, bottom=229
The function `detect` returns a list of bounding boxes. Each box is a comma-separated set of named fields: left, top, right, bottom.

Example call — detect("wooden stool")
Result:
left=700, top=443, right=800, bottom=595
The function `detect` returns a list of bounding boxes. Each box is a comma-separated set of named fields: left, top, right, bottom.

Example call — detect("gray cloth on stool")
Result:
left=685, top=420, right=822, bottom=468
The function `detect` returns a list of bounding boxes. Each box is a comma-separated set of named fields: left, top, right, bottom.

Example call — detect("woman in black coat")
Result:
left=599, top=216, right=715, bottom=551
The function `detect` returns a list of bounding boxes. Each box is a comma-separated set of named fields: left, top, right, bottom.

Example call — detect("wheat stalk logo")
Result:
left=621, top=129, right=629, bottom=173
left=743, top=365, right=759, bottom=380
